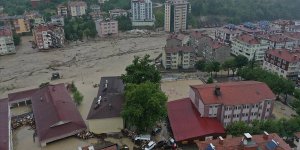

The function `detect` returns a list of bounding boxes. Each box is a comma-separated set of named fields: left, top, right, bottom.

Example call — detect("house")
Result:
left=190, top=31, right=213, bottom=56
left=68, top=1, right=87, bottom=17
left=95, top=19, right=118, bottom=37
left=24, top=11, right=45, bottom=26
left=0, top=26, right=16, bottom=56
left=258, top=33, right=296, bottom=49
left=196, top=132, right=291, bottom=150
left=89, top=11, right=105, bottom=21
left=189, top=81, right=276, bottom=126
left=164, top=0, right=190, bottom=32
left=215, top=24, right=242, bottom=45
left=231, top=34, right=269, bottom=61
left=109, top=9, right=128, bottom=19
left=57, top=4, right=68, bottom=17
left=87, top=76, right=125, bottom=134
left=32, top=23, right=65, bottom=50
left=0, top=98, right=12, bottom=150
left=131, top=0, right=154, bottom=27
left=167, top=98, right=225, bottom=144
left=263, top=49, right=300, bottom=82
left=51, top=15, right=65, bottom=26
left=202, top=40, right=232, bottom=63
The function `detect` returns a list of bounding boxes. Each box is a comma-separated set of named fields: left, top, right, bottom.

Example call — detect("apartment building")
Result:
left=202, top=41, right=231, bottom=63
left=32, top=24, right=65, bottom=50
left=258, top=33, right=296, bottom=49
left=24, top=11, right=45, bottom=26
left=215, top=24, right=242, bottom=45
left=263, top=49, right=300, bottom=82
left=131, top=0, right=154, bottom=26
left=51, top=16, right=64, bottom=26
left=57, top=4, right=68, bottom=17
left=164, top=0, right=189, bottom=32
left=162, top=46, right=195, bottom=69
left=109, top=9, right=128, bottom=19
left=95, top=19, right=118, bottom=37
left=231, top=34, right=269, bottom=61
left=0, top=26, right=15, bottom=56
left=189, top=81, right=276, bottom=127
left=68, top=1, right=87, bottom=17
left=90, top=4, right=101, bottom=13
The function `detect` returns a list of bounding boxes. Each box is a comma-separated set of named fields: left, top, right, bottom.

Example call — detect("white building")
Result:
left=164, top=0, right=189, bottom=32
left=109, top=9, right=128, bottom=19
left=0, top=27, right=16, bottom=56
left=131, top=0, right=154, bottom=26
left=231, top=34, right=269, bottom=61
left=68, top=1, right=87, bottom=17
left=51, top=16, right=64, bottom=26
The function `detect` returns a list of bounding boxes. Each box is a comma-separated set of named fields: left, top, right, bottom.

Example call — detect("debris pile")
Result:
left=11, top=114, right=35, bottom=130
left=76, top=130, right=95, bottom=140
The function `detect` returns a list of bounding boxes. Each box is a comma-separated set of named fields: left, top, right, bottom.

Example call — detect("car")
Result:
left=144, top=141, right=156, bottom=150
left=133, top=134, right=151, bottom=143
left=151, top=127, right=162, bottom=135
left=155, top=140, right=167, bottom=148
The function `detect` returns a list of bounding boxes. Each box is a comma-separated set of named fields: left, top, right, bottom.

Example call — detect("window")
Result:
left=267, top=101, right=270, bottom=105
left=255, top=104, right=258, bottom=108
left=210, top=106, right=213, bottom=108
left=267, top=108, right=270, bottom=112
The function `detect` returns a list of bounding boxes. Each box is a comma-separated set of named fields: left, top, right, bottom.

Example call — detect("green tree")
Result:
left=227, top=59, right=237, bottom=77
left=73, top=91, right=84, bottom=105
left=195, top=60, right=206, bottom=71
left=204, top=62, right=214, bottom=77
left=154, top=8, right=164, bottom=28
left=212, top=61, right=220, bottom=77
left=207, top=77, right=213, bottom=83
left=122, top=82, right=167, bottom=132
left=235, top=55, right=249, bottom=68
left=226, top=121, right=250, bottom=136
left=222, top=60, right=231, bottom=76
left=116, top=16, right=132, bottom=31
left=121, top=55, right=161, bottom=84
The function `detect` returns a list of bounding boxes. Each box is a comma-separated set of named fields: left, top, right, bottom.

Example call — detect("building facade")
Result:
left=202, top=41, right=232, bottom=63
left=51, top=15, right=64, bottom=26
left=263, top=49, right=300, bottom=82
left=189, top=81, right=276, bottom=127
left=164, top=0, right=189, bottom=32
left=68, top=1, right=87, bottom=17
left=57, top=4, right=68, bottom=17
left=131, top=0, right=154, bottom=26
left=32, top=24, right=65, bottom=50
left=162, top=46, right=195, bottom=69
left=109, top=9, right=128, bottom=19
left=231, top=34, right=269, bottom=61
left=215, top=24, right=242, bottom=45
left=95, top=19, right=118, bottom=37
left=0, top=26, right=15, bottom=56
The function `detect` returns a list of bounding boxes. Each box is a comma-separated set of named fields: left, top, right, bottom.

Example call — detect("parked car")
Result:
left=144, top=141, right=156, bottom=150
left=133, top=134, right=151, bottom=143
left=151, top=127, right=162, bottom=136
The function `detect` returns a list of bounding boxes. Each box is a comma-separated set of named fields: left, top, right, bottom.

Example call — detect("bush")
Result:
left=70, top=81, right=77, bottom=93
left=73, top=91, right=83, bottom=105
left=207, top=77, right=213, bottom=83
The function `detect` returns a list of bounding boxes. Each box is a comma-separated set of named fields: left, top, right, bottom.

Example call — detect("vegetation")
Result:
left=116, top=16, right=133, bottom=31
left=70, top=82, right=84, bottom=105
left=206, top=77, right=213, bottom=84
left=154, top=6, right=164, bottom=28
left=226, top=118, right=300, bottom=138
left=13, top=34, right=21, bottom=46
left=64, top=16, right=97, bottom=41
left=121, top=54, right=161, bottom=84
left=102, top=0, right=131, bottom=12
left=122, top=82, right=167, bottom=132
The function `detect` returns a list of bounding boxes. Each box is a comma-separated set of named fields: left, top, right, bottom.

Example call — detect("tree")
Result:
left=204, top=62, right=214, bottom=77
left=227, top=59, right=237, bottom=76
left=121, top=54, right=161, bottom=84
left=116, top=16, right=132, bottom=31
left=207, top=77, right=213, bottom=83
left=73, top=91, right=84, bottom=105
left=222, top=60, right=231, bottom=76
left=235, top=55, right=249, bottom=68
left=122, top=82, right=167, bottom=132
left=212, top=61, right=220, bottom=77
left=13, top=33, right=21, bottom=46
left=195, top=60, right=206, bottom=71
left=226, top=121, right=250, bottom=136
left=154, top=8, right=164, bottom=28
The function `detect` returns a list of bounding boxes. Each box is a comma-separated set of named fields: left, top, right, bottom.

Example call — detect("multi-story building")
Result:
left=68, top=1, right=87, bottom=17
left=202, top=40, right=232, bottom=63
left=57, top=4, right=68, bottom=17
left=95, top=19, right=118, bottom=37
left=90, top=4, right=101, bottom=13
left=0, top=16, right=30, bottom=34
left=258, top=33, right=296, bottom=49
left=231, top=34, right=269, bottom=61
left=51, top=15, right=64, bottom=26
left=263, top=49, right=300, bottom=82
left=32, top=24, right=65, bottom=50
left=164, top=0, right=189, bottom=32
left=189, top=81, right=276, bottom=127
left=24, top=11, right=45, bottom=26
left=0, top=26, right=15, bottom=56
left=215, top=24, right=242, bottom=45
left=131, top=0, right=154, bottom=26
left=162, top=46, right=195, bottom=69
left=109, top=9, right=128, bottom=19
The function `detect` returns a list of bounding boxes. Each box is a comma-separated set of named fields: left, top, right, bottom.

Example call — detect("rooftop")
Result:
left=68, top=1, right=87, bottom=7
left=259, top=34, right=294, bottom=43
left=165, top=46, right=194, bottom=53
left=196, top=133, right=291, bottom=150
left=266, top=49, right=300, bottom=62
left=8, top=88, right=38, bottom=103
left=87, top=76, right=125, bottom=120
left=0, top=98, right=9, bottom=150
left=167, top=98, right=225, bottom=142
left=167, top=33, right=188, bottom=41
left=236, top=34, right=261, bottom=45
left=190, top=81, right=276, bottom=105
left=31, top=83, right=86, bottom=143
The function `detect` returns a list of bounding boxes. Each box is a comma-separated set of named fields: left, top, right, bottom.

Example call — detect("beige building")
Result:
left=68, top=1, right=87, bottom=17
left=164, top=0, right=189, bottom=32
left=0, top=26, right=15, bottom=56
left=13, top=17, right=30, bottom=34
left=95, top=19, right=118, bottom=37
left=57, top=4, right=68, bottom=17
left=87, top=76, right=125, bottom=134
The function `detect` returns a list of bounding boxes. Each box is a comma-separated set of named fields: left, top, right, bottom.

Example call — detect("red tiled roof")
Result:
left=0, top=98, right=9, bottom=150
left=8, top=88, right=38, bottom=103
left=167, top=98, right=225, bottom=142
left=31, top=83, right=86, bottom=143
left=284, top=32, right=300, bottom=40
left=167, top=33, right=187, bottom=41
left=259, top=34, right=294, bottom=43
left=267, top=49, right=300, bottom=63
left=165, top=46, right=194, bottom=53
left=190, top=31, right=206, bottom=39
left=0, top=27, right=12, bottom=37
left=191, top=81, right=275, bottom=105
left=212, top=41, right=225, bottom=49
left=236, top=34, right=261, bottom=45
left=196, top=133, right=291, bottom=150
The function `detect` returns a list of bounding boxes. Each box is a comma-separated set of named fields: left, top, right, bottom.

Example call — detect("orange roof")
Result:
left=191, top=81, right=275, bottom=105
left=196, top=133, right=291, bottom=150
left=266, top=49, right=300, bottom=63
left=236, top=34, right=261, bottom=45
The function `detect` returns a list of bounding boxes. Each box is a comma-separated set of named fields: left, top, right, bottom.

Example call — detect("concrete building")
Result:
left=0, top=26, right=15, bottom=56
left=131, top=0, right=154, bottom=27
left=51, top=15, right=64, bottom=26
left=215, top=24, right=242, bottom=45
left=258, top=33, right=296, bottom=49
left=24, top=11, right=45, bottom=26
left=68, top=1, right=87, bottom=17
left=164, top=0, right=189, bottom=33
left=197, top=132, right=291, bottom=150
left=57, top=4, right=68, bottom=17
left=87, top=76, right=125, bottom=134
left=190, top=31, right=213, bottom=56
left=0, top=98, right=13, bottom=150
left=263, top=49, right=300, bottom=82
left=32, top=24, right=65, bottom=50
left=202, top=40, right=232, bottom=63
left=95, top=19, right=118, bottom=37
left=109, top=9, right=128, bottom=19
left=189, top=81, right=276, bottom=127
left=231, top=34, right=269, bottom=61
